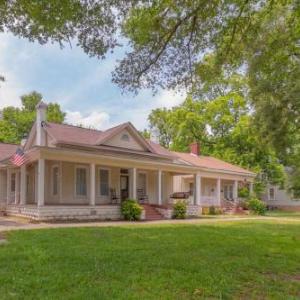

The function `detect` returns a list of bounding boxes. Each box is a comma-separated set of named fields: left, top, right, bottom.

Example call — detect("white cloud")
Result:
left=153, top=90, right=186, bottom=108
left=65, top=110, right=110, bottom=130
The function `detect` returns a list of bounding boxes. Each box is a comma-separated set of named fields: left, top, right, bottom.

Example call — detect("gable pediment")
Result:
left=102, top=128, right=148, bottom=151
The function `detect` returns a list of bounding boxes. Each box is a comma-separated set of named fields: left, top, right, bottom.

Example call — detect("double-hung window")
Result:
left=269, top=187, right=275, bottom=201
left=11, top=173, right=16, bottom=193
left=52, top=166, right=59, bottom=196
left=99, top=169, right=109, bottom=197
left=76, top=167, right=87, bottom=197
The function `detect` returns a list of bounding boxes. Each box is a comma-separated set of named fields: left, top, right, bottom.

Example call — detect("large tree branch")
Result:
left=136, top=5, right=202, bottom=81
left=224, top=0, right=250, bottom=59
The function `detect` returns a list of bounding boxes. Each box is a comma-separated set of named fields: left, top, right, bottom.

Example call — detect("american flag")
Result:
left=10, top=148, right=27, bottom=166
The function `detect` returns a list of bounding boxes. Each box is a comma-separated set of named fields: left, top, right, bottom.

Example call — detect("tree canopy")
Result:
left=1, top=1, right=298, bottom=153
left=0, top=91, right=65, bottom=144
left=148, top=93, right=285, bottom=195
left=0, top=0, right=298, bottom=192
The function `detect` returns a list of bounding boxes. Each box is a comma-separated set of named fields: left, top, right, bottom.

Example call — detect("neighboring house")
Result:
left=0, top=102, right=255, bottom=220
left=262, top=184, right=300, bottom=211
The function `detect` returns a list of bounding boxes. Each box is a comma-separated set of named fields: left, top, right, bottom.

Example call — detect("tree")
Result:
left=0, top=91, right=65, bottom=144
left=0, top=1, right=298, bottom=155
left=112, top=0, right=300, bottom=157
left=148, top=93, right=285, bottom=193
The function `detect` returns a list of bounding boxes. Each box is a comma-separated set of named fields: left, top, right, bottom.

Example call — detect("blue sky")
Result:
left=0, top=33, right=185, bottom=130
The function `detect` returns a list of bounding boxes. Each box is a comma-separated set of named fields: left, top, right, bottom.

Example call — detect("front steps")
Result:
left=141, top=204, right=165, bottom=220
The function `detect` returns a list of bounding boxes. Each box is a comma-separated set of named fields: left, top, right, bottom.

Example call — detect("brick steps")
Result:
left=141, top=204, right=165, bottom=220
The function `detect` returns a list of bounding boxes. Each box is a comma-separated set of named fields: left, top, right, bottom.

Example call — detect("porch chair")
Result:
left=110, top=188, right=120, bottom=204
left=137, top=188, right=149, bottom=204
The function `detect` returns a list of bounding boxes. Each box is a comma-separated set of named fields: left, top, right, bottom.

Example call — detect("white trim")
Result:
left=74, top=165, right=89, bottom=198
left=20, top=165, right=27, bottom=205
left=37, top=158, right=45, bottom=207
left=195, top=173, right=201, bottom=205
left=97, top=166, right=111, bottom=198
left=158, top=169, right=162, bottom=205
left=59, top=161, right=63, bottom=203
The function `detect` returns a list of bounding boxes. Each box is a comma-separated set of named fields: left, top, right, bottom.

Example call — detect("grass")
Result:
left=0, top=220, right=300, bottom=299
left=266, top=210, right=300, bottom=219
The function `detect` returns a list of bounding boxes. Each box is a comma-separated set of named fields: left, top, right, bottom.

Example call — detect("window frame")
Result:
left=224, top=184, right=234, bottom=199
left=268, top=187, right=276, bottom=201
left=137, top=171, right=148, bottom=195
left=121, top=133, right=130, bottom=142
left=74, top=165, right=88, bottom=198
left=10, top=172, right=16, bottom=193
left=51, top=164, right=60, bottom=197
left=97, top=167, right=111, bottom=197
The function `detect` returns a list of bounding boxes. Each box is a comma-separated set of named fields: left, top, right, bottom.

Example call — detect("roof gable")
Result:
left=96, top=122, right=155, bottom=153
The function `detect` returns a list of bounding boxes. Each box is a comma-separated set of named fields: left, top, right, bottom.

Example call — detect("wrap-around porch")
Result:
left=4, top=157, right=178, bottom=220
left=3, top=157, right=254, bottom=220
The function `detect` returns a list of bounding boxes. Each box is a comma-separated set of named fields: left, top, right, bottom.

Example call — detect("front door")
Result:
left=120, top=175, right=129, bottom=201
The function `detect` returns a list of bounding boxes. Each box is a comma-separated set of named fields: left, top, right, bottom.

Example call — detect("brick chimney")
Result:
left=189, top=142, right=200, bottom=156
left=36, top=101, right=48, bottom=146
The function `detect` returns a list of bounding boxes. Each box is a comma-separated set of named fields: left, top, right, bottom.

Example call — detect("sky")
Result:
left=0, top=33, right=185, bottom=130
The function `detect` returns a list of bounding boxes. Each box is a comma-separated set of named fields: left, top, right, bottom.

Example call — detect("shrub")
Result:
left=201, top=207, right=209, bottom=215
left=209, top=206, right=217, bottom=215
left=239, top=200, right=249, bottom=210
left=238, top=187, right=249, bottom=198
left=121, top=199, right=142, bottom=221
left=173, top=201, right=187, bottom=219
left=247, top=197, right=267, bottom=215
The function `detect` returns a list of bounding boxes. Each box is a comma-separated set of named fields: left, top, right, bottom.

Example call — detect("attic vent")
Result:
left=121, top=133, right=130, bottom=142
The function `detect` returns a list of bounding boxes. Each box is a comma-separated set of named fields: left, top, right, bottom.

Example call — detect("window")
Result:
left=138, top=173, right=147, bottom=194
left=189, top=182, right=194, bottom=196
left=121, top=133, right=130, bottom=141
left=99, top=169, right=109, bottom=196
left=11, top=173, right=16, bottom=193
left=52, top=166, right=59, bottom=196
left=224, top=185, right=233, bottom=199
left=76, top=167, right=87, bottom=197
left=269, top=187, right=275, bottom=200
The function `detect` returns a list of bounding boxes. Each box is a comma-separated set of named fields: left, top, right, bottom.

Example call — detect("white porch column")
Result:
left=217, top=178, right=221, bottom=206
left=20, top=165, right=27, bottom=205
left=90, top=163, right=96, bottom=206
left=37, top=159, right=45, bottom=207
left=158, top=169, right=162, bottom=205
left=233, top=180, right=238, bottom=202
left=6, top=169, right=11, bottom=204
left=15, top=171, right=20, bottom=204
left=132, top=168, right=137, bottom=199
left=195, top=172, right=201, bottom=205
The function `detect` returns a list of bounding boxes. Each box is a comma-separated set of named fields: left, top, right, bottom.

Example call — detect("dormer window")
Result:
left=121, top=133, right=130, bottom=142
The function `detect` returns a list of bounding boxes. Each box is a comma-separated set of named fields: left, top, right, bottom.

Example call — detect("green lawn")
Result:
left=266, top=210, right=300, bottom=219
left=0, top=221, right=300, bottom=299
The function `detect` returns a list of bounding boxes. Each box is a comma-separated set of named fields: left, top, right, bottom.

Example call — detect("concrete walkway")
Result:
left=0, top=215, right=300, bottom=232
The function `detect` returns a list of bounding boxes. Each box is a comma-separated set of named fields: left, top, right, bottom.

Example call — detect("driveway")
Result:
left=0, top=216, right=29, bottom=230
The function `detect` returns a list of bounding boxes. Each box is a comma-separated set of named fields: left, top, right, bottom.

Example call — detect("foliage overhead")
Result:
left=0, top=0, right=298, bottom=191
left=0, top=91, right=65, bottom=144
